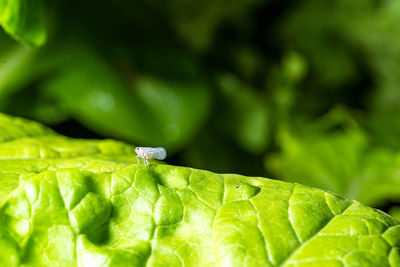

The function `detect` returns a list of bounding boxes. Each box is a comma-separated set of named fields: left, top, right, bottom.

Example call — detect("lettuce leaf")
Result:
left=0, top=113, right=399, bottom=266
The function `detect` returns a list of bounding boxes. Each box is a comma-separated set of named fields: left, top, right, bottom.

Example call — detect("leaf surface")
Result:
left=0, top=113, right=399, bottom=266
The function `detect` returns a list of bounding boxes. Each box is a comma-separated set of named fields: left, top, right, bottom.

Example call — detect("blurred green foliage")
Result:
left=1, top=0, right=400, bottom=209
left=0, top=0, right=46, bottom=46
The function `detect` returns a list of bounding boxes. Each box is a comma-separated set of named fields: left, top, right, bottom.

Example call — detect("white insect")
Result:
left=135, top=147, right=167, bottom=166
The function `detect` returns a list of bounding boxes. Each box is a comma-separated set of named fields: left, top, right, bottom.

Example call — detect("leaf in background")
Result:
left=0, top=113, right=399, bottom=266
left=134, top=77, right=211, bottom=149
left=367, top=110, right=400, bottom=149
left=344, top=0, right=400, bottom=150
left=356, top=149, right=400, bottom=206
left=218, top=74, right=270, bottom=153
left=42, top=43, right=211, bottom=151
left=278, top=0, right=400, bottom=117
left=266, top=125, right=367, bottom=197
left=0, top=32, right=62, bottom=117
left=0, top=0, right=46, bottom=46
left=0, top=46, right=36, bottom=98
left=266, top=108, right=400, bottom=207
left=0, top=86, right=68, bottom=125
left=279, top=1, right=358, bottom=89
left=279, top=0, right=400, bottom=123
left=181, top=130, right=266, bottom=177
left=161, top=0, right=264, bottom=50
left=231, top=46, right=264, bottom=82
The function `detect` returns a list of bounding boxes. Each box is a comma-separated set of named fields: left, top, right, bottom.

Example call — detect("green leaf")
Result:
left=42, top=43, right=211, bottom=151
left=218, top=74, right=271, bottom=153
left=162, top=0, right=265, bottom=50
left=0, top=113, right=399, bottom=266
left=266, top=126, right=367, bottom=198
left=266, top=109, right=400, bottom=207
left=0, top=46, right=37, bottom=98
left=0, top=0, right=46, bottom=46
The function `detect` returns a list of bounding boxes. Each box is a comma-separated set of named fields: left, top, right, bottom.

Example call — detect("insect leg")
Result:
left=144, top=157, right=150, bottom=166
left=136, top=156, right=140, bottom=164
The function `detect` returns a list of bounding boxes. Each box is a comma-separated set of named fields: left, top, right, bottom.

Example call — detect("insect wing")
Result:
left=142, top=147, right=167, bottom=160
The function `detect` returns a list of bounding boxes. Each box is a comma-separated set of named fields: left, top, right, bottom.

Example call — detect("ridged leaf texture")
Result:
left=0, top=113, right=399, bottom=266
